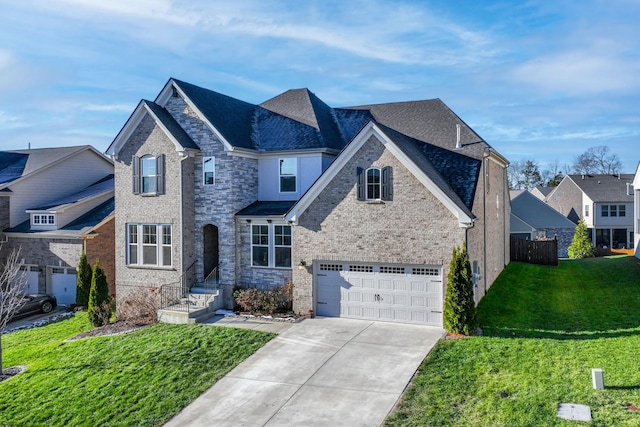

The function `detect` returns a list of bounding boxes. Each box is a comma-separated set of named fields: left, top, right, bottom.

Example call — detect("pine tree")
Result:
left=568, top=219, right=595, bottom=259
left=88, top=260, right=111, bottom=327
left=76, top=252, right=92, bottom=307
left=443, top=244, right=478, bottom=335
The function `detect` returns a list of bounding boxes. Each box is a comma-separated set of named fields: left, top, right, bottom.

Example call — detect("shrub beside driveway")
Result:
left=386, top=256, right=640, bottom=426
left=0, top=313, right=274, bottom=426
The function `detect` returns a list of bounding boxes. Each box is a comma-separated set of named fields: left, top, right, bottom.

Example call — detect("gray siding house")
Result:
left=546, top=174, right=634, bottom=249
left=107, top=79, right=510, bottom=327
left=0, top=146, right=114, bottom=304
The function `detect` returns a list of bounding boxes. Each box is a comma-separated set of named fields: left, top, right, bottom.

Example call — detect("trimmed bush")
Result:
left=76, top=252, right=92, bottom=307
left=568, top=219, right=596, bottom=259
left=443, top=244, right=477, bottom=335
left=233, top=282, right=293, bottom=314
left=88, top=260, right=112, bottom=327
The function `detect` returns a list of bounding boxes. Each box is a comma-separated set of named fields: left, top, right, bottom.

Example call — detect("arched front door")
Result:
left=203, top=224, right=219, bottom=282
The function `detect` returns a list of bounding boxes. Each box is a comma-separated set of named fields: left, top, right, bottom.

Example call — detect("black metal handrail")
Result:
left=159, top=261, right=197, bottom=312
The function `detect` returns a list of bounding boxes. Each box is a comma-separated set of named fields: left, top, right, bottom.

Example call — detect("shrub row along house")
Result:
left=0, top=146, right=115, bottom=304
left=106, top=78, right=510, bottom=326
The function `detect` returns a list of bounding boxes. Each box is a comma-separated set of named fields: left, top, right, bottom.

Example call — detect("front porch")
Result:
left=157, top=265, right=223, bottom=324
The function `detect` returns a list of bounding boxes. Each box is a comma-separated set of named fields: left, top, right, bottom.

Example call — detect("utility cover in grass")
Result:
left=557, top=403, right=592, bottom=422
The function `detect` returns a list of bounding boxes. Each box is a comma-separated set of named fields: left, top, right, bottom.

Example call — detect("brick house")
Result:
left=0, top=146, right=115, bottom=303
left=107, top=79, right=510, bottom=326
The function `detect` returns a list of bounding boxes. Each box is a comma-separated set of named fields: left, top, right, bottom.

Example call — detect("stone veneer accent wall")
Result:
left=163, top=96, right=259, bottom=295
left=0, top=196, right=9, bottom=239
left=291, top=136, right=466, bottom=314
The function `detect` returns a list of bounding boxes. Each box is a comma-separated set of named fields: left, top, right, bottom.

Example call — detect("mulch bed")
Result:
left=64, top=321, right=153, bottom=342
left=0, top=366, right=26, bottom=383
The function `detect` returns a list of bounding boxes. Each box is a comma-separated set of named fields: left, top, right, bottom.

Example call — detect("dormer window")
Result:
left=32, top=214, right=56, bottom=227
left=279, top=158, right=297, bottom=193
left=133, top=154, right=165, bottom=195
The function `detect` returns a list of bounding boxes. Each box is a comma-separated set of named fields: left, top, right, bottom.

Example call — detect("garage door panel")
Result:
left=315, top=263, right=442, bottom=326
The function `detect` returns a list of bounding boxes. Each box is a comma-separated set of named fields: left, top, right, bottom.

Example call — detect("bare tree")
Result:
left=540, top=159, right=564, bottom=187
left=508, top=159, right=543, bottom=190
left=572, top=146, right=623, bottom=175
left=0, top=244, right=27, bottom=375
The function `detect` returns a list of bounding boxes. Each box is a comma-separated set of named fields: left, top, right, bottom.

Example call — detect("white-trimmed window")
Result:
left=127, top=223, right=172, bottom=267
left=585, top=205, right=589, bottom=217
left=31, top=214, right=56, bottom=226
left=203, top=156, right=215, bottom=185
left=133, top=154, right=165, bottom=195
left=251, top=223, right=292, bottom=268
left=279, top=158, right=297, bottom=193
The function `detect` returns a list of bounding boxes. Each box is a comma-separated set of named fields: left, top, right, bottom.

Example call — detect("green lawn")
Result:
left=0, top=314, right=274, bottom=426
left=386, top=256, right=640, bottom=426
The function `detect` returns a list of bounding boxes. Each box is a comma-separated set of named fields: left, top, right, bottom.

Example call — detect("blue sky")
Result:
left=1, top=0, right=638, bottom=173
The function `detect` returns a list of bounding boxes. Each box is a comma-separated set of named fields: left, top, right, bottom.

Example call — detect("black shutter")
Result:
left=156, top=154, right=165, bottom=195
left=132, top=155, right=140, bottom=194
left=381, top=166, right=392, bottom=201
left=357, top=167, right=365, bottom=201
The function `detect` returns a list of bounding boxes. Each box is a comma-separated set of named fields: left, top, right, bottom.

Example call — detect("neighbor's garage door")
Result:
left=19, top=265, right=40, bottom=294
left=315, top=262, right=443, bottom=326
left=50, top=267, right=77, bottom=306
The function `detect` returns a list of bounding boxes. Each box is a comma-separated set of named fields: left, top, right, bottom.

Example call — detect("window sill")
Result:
left=126, top=265, right=175, bottom=271
left=140, top=192, right=160, bottom=197
left=251, top=265, right=292, bottom=270
left=366, top=200, right=386, bottom=204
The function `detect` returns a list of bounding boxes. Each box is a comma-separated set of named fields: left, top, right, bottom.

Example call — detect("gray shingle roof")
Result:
left=5, top=197, right=114, bottom=234
left=0, top=146, right=91, bottom=187
left=345, top=99, right=490, bottom=160
left=568, top=174, right=634, bottom=203
left=236, top=201, right=297, bottom=216
left=30, top=175, right=113, bottom=210
left=510, top=190, right=576, bottom=229
left=377, top=123, right=479, bottom=216
left=143, top=100, right=199, bottom=151
left=0, top=152, right=28, bottom=184
left=173, top=79, right=256, bottom=150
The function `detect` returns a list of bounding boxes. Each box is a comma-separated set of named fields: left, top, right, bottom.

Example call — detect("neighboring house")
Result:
left=633, top=162, right=640, bottom=259
left=107, top=78, right=510, bottom=327
left=0, top=146, right=115, bottom=304
left=531, top=185, right=554, bottom=201
left=510, top=190, right=576, bottom=258
left=546, top=174, right=634, bottom=249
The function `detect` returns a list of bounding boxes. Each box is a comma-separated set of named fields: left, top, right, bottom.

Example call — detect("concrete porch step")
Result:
left=158, top=306, right=218, bottom=324
left=157, top=288, right=223, bottom=324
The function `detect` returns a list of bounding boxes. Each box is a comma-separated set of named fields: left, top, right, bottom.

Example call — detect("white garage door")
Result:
left=18, top=265, right=40, bottom=294
left=50, top=267, right=77, bottom=306
left=315, top=262, right=443, bottom=326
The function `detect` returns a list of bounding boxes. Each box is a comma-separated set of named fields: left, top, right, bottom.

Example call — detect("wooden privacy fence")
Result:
left=510, top=236, right=558, bottom=266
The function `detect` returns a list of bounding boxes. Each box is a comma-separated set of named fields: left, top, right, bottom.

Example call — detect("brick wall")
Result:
left=0, top=195, right=9, bottom=238
left=5, top=237, right=83, bottom=294
left=85, top=216, right=116, bottom=295
left=546, top=178, right=582, bottom=223
left=291, top=135, right=466, bottom=314
left=114, top=114, right=190, bottom=294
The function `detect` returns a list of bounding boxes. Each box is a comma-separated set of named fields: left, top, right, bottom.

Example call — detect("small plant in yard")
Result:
left=568, top=219, right=596, bottom=259
left=88, top=260, right=112, bottom=327
left=117, top=286, right=160, bottom=325
left=75, top=251, right=92, bottom=307
left=443, top=244, right=477, bottom=336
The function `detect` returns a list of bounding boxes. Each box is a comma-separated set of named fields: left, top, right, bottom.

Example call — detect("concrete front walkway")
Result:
left=165, top=317, right=445, bottom=427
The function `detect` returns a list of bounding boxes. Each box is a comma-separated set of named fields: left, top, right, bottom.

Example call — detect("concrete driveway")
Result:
left=165, top=317, right=445, bottom=427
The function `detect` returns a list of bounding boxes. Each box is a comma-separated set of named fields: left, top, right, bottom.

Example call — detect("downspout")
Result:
left=483, top=149, right=490, bottom=295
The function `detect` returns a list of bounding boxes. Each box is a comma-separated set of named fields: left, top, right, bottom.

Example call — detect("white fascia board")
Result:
left=484, top=148, right=509, bottom=167
left=107, top=101, right=147, bottom=159
left=142, top=103, right=199, bottom=157
left=26, top=189, right=114, bottom=214
left=158, top=79, right=236, bottom=153
left=633, top=161, right=640, bottom=187
left=286, top=121, right=474, bottom=226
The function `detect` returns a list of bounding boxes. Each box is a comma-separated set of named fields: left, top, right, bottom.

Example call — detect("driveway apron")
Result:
left=164, top=317, right=445, bottom=427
